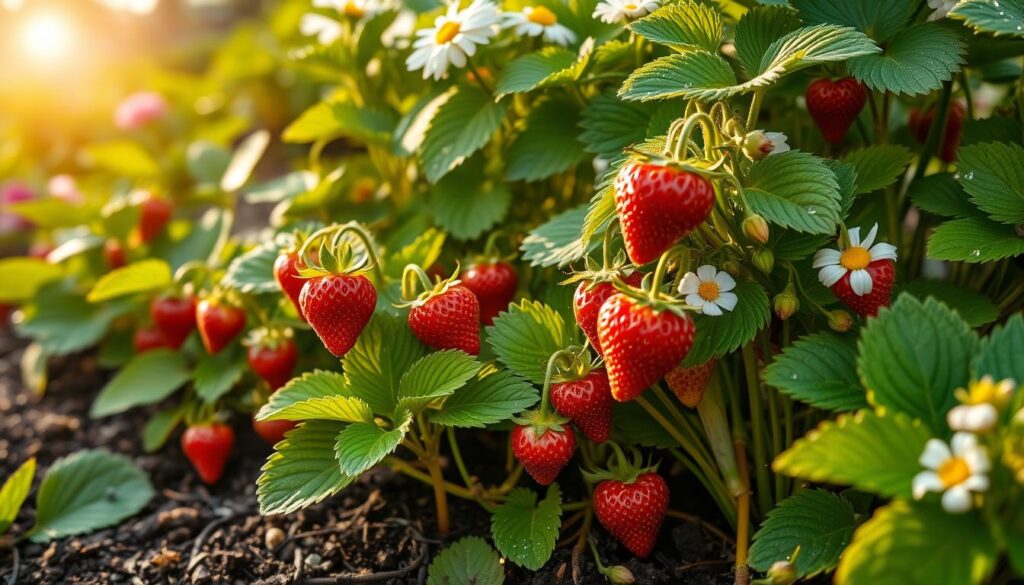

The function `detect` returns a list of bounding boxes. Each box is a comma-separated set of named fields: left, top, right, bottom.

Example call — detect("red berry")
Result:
left=614, top=162, right=714, bottom=266
left=196, top=299, right=246, bottom=354
left=150, top=295, right=197, bottom=349
left=597, top=294, right=695, bottom=402
left=460, top=262, right=518, bottom=325
left=247, top=338, right=298, bottom=390
left=806, top=77, right=868, bottom=144
left=550, top=368, right=613, bottom=443
left=830, top=259, right=895, bottom=318
left=274, top=252, right=306, bottom=319
left=300, top=274, right=376, bottom=357
left=908, top=101, right=965, bottom=163
left=665, top=359, right=716, bottom=408
left=104, top=239, right=126, bottom=269
left=593, top=471, right=669, bottom=558
left=133, top=326, right=168, bottom=354
left=574, top=272, right=644, bottom=356
left=138, top=195, right=173, bottom=243
left=28, top=242, right=53, bottom=260
left=181, top=423, right=235, bottom=485
left=252, top=417, right=297, bottom=446
left=408, top=285, right=480, bottom=355
left=512, top=425, right=576, bottom=486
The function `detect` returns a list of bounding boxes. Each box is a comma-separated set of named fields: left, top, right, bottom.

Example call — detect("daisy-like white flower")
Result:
left=913, top=432, right=990, bottom=514
left=926, top=0, right=957, bottom=21
left=948, top=376, right=1017, bottom=433
left=300, top=13, right=343, bottom=44
left=503, top=6, right=576, bottom=46
left=406, top=0, right=500, bottom=81
left=315, top=0, right=382, bottom=20
left=679, top=265, right=738, bottom=317
left=812, top=224, right=897, bottom=296
left=592, top=0, right=660, bottom=24
left=741, top=130, right=790, bottom=161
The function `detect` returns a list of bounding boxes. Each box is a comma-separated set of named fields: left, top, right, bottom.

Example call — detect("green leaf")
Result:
left=260, top=395, right=374, bottom=423
left=90, top=350, right=191, bottom=418
left=29, top=450, right=153, bottom=543
left=828, top=159, right=859, bottom=215
left=848, top=23, right=966, bottom=96
left=743, top=150, right=842, bottom=235
left=627, top=0, right=723, bottom=53
left=428, top=536, right=505, bottom=585
left=581, top=185, right=617, bottom=247
left=142, top=406, right=184, bottom=453
left=520, top=205, right=593, bottom=268
left=0, top=257, right=63, bottom=303
left=791, top=0, right=917, bottom=42
left=421, top=86, right=507, bottom=183
left=343, top=314, right=428, bottom=415
left=397, top=351, right=482, bottom=413
left=734, top=6, right=802, bottom=76
left=334, top=412, right=411, bottom=476
left=432, top=158, right=511, bottom=240
left=186, top=140, right=231, bottom=184
left=86, top=259, right=172, bottom=303
left=928, top=217, right=1024, bottom=262
left=492, top=484, right=562, bottom=571
left=684, top=280, right=771, bottom=365
left=282, top=100, right=396, bottom=144
left=842, top=145, right=913, bottom=194
left=956, top=142, right=1024, bottom=224
left=158, top=208, right=226, bottom=271
left=7, top=199, right=99, bottom=229
left=430, top=366, right=539, bottom=428
left=897, top=280, right=999, bottom=327
left=951, top=0, right=1024, bottom=38
left=496, top=48, right=578, bottom=95
left=773, top=410, right=931, bottom=499
left=908, top=173, right=980, bottom=219
left=859, top=295, right=977, bottom=434
left=836, top=501, right=996, bottom=585
left=223, top=235, right=291, bottom=294
left=384, top=228, right=446, bottom=281
left=749, top=490, right=857, bottom=578
left=16, top=284, right=132, bottom=356
left=0, top=458, right=35, bottom=534
left=257, top=420, right=355, bottom=515
left=81, top=141, right=159, bottom=177
left=193, top=350, right=247, bottom=403
left=486, top=300, right=572, bottom=385
left=257, top=370, right=351, bottom=419
left=764, top=332, right=866, bottom=412
left=579, top=93, right=655, bottom=160
left=507, top=98, right=586, bottom=182
left=973, top=313, right=1024, bottom=384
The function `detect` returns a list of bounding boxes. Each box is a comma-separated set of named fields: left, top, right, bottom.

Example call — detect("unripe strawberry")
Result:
left=773, top=283, right=799, bottom=320
left=828, top=309, right=854, bottom=332
left=742, top=214, right=770, bottom=244
left=752, top=249, right=774, bottom=274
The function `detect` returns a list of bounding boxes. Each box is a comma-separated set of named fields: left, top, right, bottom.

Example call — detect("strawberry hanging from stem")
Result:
left=196, top=292, right=247, bottom=355
left=460, top=232, right=519, bottom=326
left=806, top=77, right=868, bottom=144
left=549, top=347, right=614, bottom=443
left=275, top=234, right=308, bottom=321
left=400, top=264, right=480, bottom=355
left=245, top=325, right=299, bottom=390
left=181, top=420, right=235, bottom=485
left=512, top=349, right=579, bottom=486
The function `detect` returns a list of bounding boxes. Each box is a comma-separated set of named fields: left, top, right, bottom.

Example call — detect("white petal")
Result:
left=912, top=471, right=943, bottom=499
left=812, top=248, right=841, bottom=268
left=948, top=404, right=997, bottom=433
left=818, top=265, right=847, bottom=287
left=964, top=445, right=990, bottom=474
left=715, top=292, right=738, bottom=312
left=861, top=223, right=879, bottom=249
left=696, top=264, right=717, bottom=282
left=714, top=271, right=736, bottom=292
left=447, top=45, right=467, bottom=67
left=962, top=473, right=989, bottom=493
left=868, top=242, right=898, bottom=262
left=702, top=300, right=723, bottom=316
left=685, top=293, right=704, bottom=309
left=941, top=486, right=973, bottom=513
left=950, top=432, right=978, bottom=456
left=847, top=226, right=862, bottom=247
left=919, top=438, right=952, bottom=469
left=849, top=269, right=873, bottom=296
left=679, top=272, right=700, bottom=295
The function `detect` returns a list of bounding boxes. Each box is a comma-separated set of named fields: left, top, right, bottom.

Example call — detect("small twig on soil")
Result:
left=678, top=559, right=733, bottom=572
left=4, top=545, right=19, bottom=585
left=571, top=507, right=593, bottom=585
left=274, top=491, right=384, bottom=553
left=303, top=545, right=426, bottom=584
left=294, top=547, right=305, bottom=583
left=666, top=509, right=736, bottom=546
left=187, top=507, right=236, bottom=572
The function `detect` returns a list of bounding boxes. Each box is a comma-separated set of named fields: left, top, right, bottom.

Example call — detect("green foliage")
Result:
left=684, top=280, right=771, bottom=365
left=972, top=313, right=1024, bottom=383
left=908, top=173, right=980, bottom=219
left=427, top=537, right=505, bottom=585
left=221, top=130, right=270, bottom=192
left=858, top=295, right=978, bottom=434
left=257, top=370, right=353, bottom=420
left=957, top=142, right=1024, bottom=224
left=774, top=410, right=931, bottom=499
left=335, top=411, right=412, bottom=476
left=792, top=0, right=917, bottom=42
left=29, top=450, right=153, bottom=543
left=223, top=236, right=291, bottom=294
left=81, top=141, right=159, bottom=177
left=282, top=101, right=395, bottom=145
left=579, top=93, right=655, bottom=160
left=928, top=217, right=1024, bottom=262
left=16, top=285, right=133, bottom=356
left=507, top=98, right=586, bottom=182
left=193, top=349, right=247, bottom=403
left=743, top=150, right=842, bottom=234
left=0, top=458, right=35, bottom=534
left=486, top=300, right=572, bottom=385
left=421, top=86, right=507, bottom=183
left=749, top=489, right=858, bottom=577
left=397, top=351, right=482, bottom=413
left=430, top=366, right=539, bottom=428
left=951, top=0, right=1024, bottom=38
left=492, top=484, right=562, bottom=570
left=384, top=228, right=446, bottom=281
left=734, top=6, right=802, bottom=76
left=848, top=24, right=965, bottom=96
left=258, top=421, right=355, bottom=515
left=142, top=406, right=184, bottom=453
left=86, top=260, right=172, bottom=302
left=897, top=280, right=999, bottom=327
left=842, top=145, right=913, bottom=194
left=0, top=257, right=63, bottom=303
left=496, top=48, right=578, bottom=95
left=431, top=158, right=511, bottom=240
left=764, top=333, right=867, bottom=411
left=342, top=314, right=428, bottom=414
left=90, top=349, right=192, bottom=418
left=627, top=0, right=723, bottom=53
left=521, top=205, right=593, bottom=268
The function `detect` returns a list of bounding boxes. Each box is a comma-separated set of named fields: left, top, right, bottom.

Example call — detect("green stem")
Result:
left=741, top=343, right=772, bottom=515
left=745, top=89, right=764, bottom=132
left=447, top=426, right=475, bottom=491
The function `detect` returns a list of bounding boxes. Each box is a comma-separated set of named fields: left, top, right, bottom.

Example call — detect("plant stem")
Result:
left=741, top=343, right=772, bottom=515
left=733, top=439, right=752, bottom=585
left=745, top=89, right=764, bottom=131
left=447, top=426, right=475, bottom=491
left=425, top=454, right=450, bottom=535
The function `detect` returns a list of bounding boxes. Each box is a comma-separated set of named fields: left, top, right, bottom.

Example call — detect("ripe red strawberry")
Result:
left=597, top=294, right=695, bottom=401
left=151, top=294, right=197, bottom=349
left=593, top=471, right=669, bottom=558
left=181, top=422, right=235, bottom=485
left=252, top=418, right=297, bottom=446
left=300, top=274, right=377, bottom=357
left=196, top=299, right=246, bottom=354
left=830, top=259, right=895, bottom=318
left=138, top=195, right=173, bottom=243
left=408, top=284, right=480, bottom=355
left=806, top=77, right=867, bottom=144
left=248, top=337, right=298, bottom=390
left=133, top=326, right=168, bottom=354
left=460, top=261, right=518, bottom=325
left=908, top=101, right=965, bottom=163
left=574, top=272, right=644, bottom=356
left=614, top=162, right=715, bottom=265
left=665, top=359, right=716, bottom=408
left=104, top=239, right=126, bottom=269
left=274, top=252, right=306, bottom=319
left=512, top=424, right=576, bottom=485
left=550, top=368, right=613, bottom=443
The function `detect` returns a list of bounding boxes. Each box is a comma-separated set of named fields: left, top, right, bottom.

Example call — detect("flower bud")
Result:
left=768, top=560, right=797, bottom=585
left=828, top=309, right=853, bottom=332
left=741, top=130, right=774, bottom=161
left=743, top=214, right=770, bottom=244
left=773, top=283, right=799, bottom=320
left=752, top=249, right=774, bottom=274
left=604, top=565, right=636, bottom=585
left=722, top=258, right=742, bottom=277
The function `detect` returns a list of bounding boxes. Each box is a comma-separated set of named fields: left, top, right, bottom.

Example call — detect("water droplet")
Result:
left=807, top=207, right=817, bottom=215
left=963, top=171, right=975, bottom=180
left=953, top=172, right=961, bottom=180
left=970, top=249, right=981, bottom=257
left=790, top=373, right=798, bottom=380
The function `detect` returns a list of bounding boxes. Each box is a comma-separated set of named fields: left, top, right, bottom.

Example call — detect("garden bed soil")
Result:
left=0, top=330, right=731, bottom=584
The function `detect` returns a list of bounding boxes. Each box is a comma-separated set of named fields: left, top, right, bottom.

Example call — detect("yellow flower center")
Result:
left=343, top=0, right=365, bottom=18
left=527, top=6, right=558, bottom=25
left=938, top=457, right=971, bottom=488
left=698, top=281, right=720, bottom=302
left=435, top=20, right=461, bottom=44
left=623, top=2, right=638, bottom=9
left=839, top=246, right=870, bottom=270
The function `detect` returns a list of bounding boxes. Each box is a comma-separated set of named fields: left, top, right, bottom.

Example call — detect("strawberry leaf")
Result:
left=734, top=6, right=802, bottom=76
left=431, top=157, right=511, bottom=240
left=257, top=420, right=356, bottom=515
left=86, top=259, right=172, bottom=303
left=193, top=348, right=247, bottom=403
left=972, top=313, right=1024, bottom=384
left=223, top=233, right=295, bottom=294
left=579, top=93, right=656, bottom=161
left=396, top=350, right=482, bottom=414
left=848, top=23, right=966, bottom=96
left=491, top=484, right=562, bottom=571
left=896, top=280, right=999, bottom=327
left=0, top=257, right=63, bottom=303
left=496, top=48, right=578, bottom=95
left=742, top=150, right=842, bottom=235
left=282, top=100, right=396, bottom=145
left=334, top=410, right=412, bottom=476
left=842, top=145, right=913, bottom=195
left=427, top=536, right=505, bottom=585
left=430, top=366, right=539, bottom=428
left=257, top=370, right=351, bottom=419
left=791, top=0, right=917, bottom=43
left=486, top=300, right=573, bottom=385
left=928, top=217, right=1024, bottom=262
left=506, top=97, right=587, bottom=182
left=420, top=86, right=507, bottom=183
left=908, top=173, right=982, bottom=219
left=16, top=284, right=134, bottom=356
left=627, top=0, right=723, bottom=53
left=142, top=406, right=184, bottom=453
left=951, top=0, right=1024, bottom=38
left=684, top=280, right=771, bottom=366
left=384, top=228, right=446, bottom=280
left=521, top=204, right=595, bottom=268
left=0, top=458, right=36, bottom=534
left=956, top=142, right=1024, bottom=224
left=343, top=314, right=429, bottom=415
left=764, top=332, right=867, bottom=412
left=90, top=350, right=192, bottom=418
left=81, top=140, right=160, bottom=178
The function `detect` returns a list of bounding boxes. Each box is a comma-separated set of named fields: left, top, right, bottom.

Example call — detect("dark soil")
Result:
left=0, top=330, right=733, bottom=584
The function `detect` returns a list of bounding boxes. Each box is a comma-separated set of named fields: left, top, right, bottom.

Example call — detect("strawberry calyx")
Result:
left=472, top=229, right=517, bottom=264
left=550, top=345, right=595, bottom=384
left=296, top=222, right=381, bottom=280
left=513, top=408, right=572, bottom=437
left=581, top=442, right=657, bottom=485
left=397, top=263, right=462, bottom=308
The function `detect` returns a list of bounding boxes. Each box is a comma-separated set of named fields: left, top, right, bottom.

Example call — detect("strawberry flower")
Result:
left=678, top=265, right=738, bottom=316
left=406, top=0, right=500, bottom=80
left=912, top=432, right=990, bottom=514
left=592, top=0, right=660, bottom=24
left=503, top=6, right=576, bottom=46
left=948, top=376, right=1016, bottom=433
left=813, top=223, right=897, bottom=296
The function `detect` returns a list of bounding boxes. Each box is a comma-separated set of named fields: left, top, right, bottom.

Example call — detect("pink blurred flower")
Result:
left=0, top=182, right=35, bottom=233
left=114, top=91, right=168, bottom=130
left=48, top=174, right=84, bottom=204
